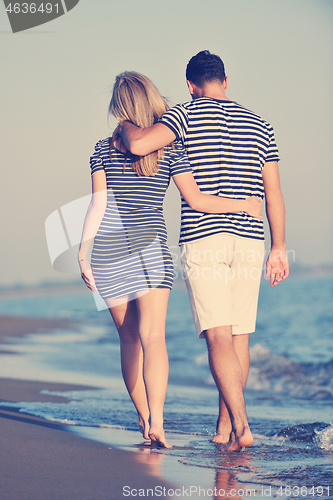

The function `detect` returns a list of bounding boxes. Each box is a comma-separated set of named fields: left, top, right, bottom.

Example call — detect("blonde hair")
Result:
left=109, top=72, right=169, bottom=177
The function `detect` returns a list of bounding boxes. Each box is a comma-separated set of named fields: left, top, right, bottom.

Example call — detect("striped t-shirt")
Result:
left=159, top=97, right=280, bottom=243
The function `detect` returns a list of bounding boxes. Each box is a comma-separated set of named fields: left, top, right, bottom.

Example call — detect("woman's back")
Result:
left=90, top=138, right=189, bottom=213
left=89, top=137, right=191, bottom=300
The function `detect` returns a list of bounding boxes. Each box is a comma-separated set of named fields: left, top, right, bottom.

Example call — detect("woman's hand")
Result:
left=244, top=196, right=263, bottom=220
left=79, top=258, right=97, bottom=292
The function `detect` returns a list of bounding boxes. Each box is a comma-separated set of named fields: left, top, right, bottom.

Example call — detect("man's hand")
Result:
left=266, top=247, right=289, bottom=287
left=244, top=196, right=263, bottom=220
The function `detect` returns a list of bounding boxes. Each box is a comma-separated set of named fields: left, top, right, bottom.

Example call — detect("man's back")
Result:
left=160, top=97, right=279, bottom=244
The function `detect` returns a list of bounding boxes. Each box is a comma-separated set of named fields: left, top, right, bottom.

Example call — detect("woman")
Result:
left=79, top=72, right=262, bottom=448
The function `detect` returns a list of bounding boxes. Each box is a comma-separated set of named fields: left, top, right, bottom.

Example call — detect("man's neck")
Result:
left=191, top=80, right=230, bottom=101
left=201, top=91, right=230, bottom=101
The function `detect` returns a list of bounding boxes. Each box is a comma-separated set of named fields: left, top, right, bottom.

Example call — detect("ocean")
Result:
left=0, top=274, right=332, bottom=499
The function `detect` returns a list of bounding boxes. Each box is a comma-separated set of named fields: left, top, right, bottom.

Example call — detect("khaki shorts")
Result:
left=180, top=234, right=265, bottom=338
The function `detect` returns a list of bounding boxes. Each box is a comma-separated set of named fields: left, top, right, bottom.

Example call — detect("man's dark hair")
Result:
left=186, top=50, right=226, bottom=88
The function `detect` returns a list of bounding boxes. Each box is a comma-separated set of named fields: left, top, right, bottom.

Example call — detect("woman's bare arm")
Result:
left=79, top=170, right=107, bottom=291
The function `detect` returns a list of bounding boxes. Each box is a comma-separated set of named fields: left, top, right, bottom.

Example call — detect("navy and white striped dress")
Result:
left=90, top=138, right=191, bottom=300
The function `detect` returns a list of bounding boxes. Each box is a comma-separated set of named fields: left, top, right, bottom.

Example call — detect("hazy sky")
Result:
left=1, top=0, right=332, bottom=286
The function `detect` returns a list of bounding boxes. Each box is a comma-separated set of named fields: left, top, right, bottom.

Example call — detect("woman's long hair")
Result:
left=109, top=72, right=169, bottom=177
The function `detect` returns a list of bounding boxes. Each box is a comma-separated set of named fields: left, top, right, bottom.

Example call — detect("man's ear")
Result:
left=224, top=76, right=228, bottom=91
left=186, top=80, right=195, bottom=95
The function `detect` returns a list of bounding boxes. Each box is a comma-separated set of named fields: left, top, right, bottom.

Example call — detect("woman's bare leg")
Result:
left=135, top=288, right=171, bottom=448
left=107, top=297, right=150, bottom=439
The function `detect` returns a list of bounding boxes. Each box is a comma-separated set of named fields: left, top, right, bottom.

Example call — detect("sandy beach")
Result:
left=1, top=277, right=332, bottom=500
left=0, top=316, right=174, bottom=500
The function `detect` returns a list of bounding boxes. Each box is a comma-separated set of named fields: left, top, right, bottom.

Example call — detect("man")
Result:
left=120, top=50, right=289, bottom=451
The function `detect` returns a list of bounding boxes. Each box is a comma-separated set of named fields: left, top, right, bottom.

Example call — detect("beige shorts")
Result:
left=181, top=234, right=265, bottom=338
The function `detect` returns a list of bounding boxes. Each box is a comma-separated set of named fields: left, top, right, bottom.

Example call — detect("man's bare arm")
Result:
left=119, top=122, right=176, bottom=156
left=173, top=173, right=262, bottom=219
left=262, top=161, right=289, bottom=287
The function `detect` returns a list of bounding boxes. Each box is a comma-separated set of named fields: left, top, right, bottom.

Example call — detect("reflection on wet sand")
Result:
left=133, top=440, right=257, bottom=499
left=213, top=449, right=254, bottom=499
left=134, top=444, right=166, bottom=478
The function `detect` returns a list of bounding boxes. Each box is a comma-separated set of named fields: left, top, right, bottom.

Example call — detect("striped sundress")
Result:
left=89, top=138, right=191, bottom=300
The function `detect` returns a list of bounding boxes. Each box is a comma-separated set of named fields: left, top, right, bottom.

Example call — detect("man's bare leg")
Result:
left=204, top=326, right=253, bottom=451
left=212, top=334, right=250, bottom=444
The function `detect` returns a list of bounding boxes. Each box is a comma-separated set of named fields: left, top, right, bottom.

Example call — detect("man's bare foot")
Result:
left=223, top=427, right=253, bottom=452
left=149, top=425, right=172, bottom=449
left=139, top=418, right=150, bottom=440
left=212, top=432, right=229, bottom=444
left=212, top=417, right=232, bottom=444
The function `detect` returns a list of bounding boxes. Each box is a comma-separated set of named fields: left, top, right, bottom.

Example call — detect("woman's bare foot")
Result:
left=223, top=427, right=253, bottom=452
left=149, top=425, right=172, bottom=449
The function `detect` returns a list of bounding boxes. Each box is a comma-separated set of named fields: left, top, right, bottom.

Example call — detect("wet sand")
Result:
left=0, top=316, right=174, bottom=500
left=0, top=314, right=79, bottom=339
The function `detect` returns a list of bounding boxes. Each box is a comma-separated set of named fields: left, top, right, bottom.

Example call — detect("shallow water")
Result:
left=0, top=275, right=332, bottom=498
